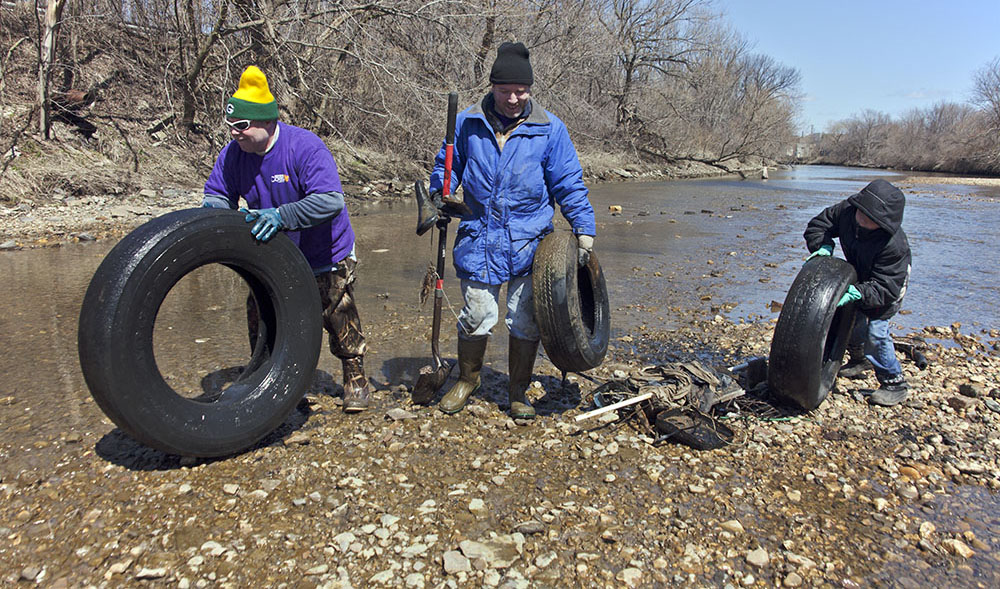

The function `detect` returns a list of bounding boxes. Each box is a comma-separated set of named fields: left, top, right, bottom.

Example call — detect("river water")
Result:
left=0, top=165, right=998, bottom=580
left=2, top=165, right=998, bottom=435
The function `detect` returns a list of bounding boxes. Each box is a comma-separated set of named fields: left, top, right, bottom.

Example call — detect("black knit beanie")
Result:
left=489, top=42, right=533, bottom=86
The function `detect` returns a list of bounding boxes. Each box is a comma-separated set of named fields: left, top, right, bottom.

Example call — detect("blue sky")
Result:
left=714, top=0, right=1000, bottom=134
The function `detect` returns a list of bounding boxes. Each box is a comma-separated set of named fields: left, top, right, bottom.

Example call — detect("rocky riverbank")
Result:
left=2, top=306, right=999, bottom=587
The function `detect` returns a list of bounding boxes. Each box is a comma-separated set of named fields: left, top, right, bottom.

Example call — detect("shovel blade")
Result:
left=414, top=181, right=440, bottom=236
left=412, top=361, right=453, bottom=405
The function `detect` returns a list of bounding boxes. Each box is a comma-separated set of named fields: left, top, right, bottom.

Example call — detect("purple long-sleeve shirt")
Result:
left=204, top=122, right=355, bottom=271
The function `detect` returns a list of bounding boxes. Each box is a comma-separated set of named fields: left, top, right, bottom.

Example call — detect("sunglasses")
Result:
left=225, top=119, right=253, bottom=132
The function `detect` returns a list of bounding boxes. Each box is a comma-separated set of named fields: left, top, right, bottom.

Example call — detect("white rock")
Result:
left=720, top=520, right=744, bottom=534
left=443, top=550, right=471, bottom=574
left=402, top=543, right=428, bottom=558
left=333, top=532, right=357, bottom=552
left=534, top=552, right=557, bottom=568
left=919, top=522, right=936, bottom=538
left=134, top=567, right=167, bottom=579
left=469, top=498, right=488, bottom=517
left=200, top=541, right=225, bottom=556
left=942, top=539, right=975, bottom=558
left=459, top=534, right=524, bottom=568
left=616, top=567, right=642, bottom=587
left=368, top=570, right=394, bottom=584
left=483, top=570, right=501, bottom=586
left=746, top=547, right=769, bottom=567
left=305, top=564, right=329, bottom=575
left=784, top=552, right=816, bottom=569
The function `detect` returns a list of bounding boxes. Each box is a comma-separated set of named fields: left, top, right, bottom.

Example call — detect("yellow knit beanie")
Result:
left=226, top=66, right=279, bottom=120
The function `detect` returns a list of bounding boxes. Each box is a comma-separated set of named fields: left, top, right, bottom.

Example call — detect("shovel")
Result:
left=412, top=92, right=459, bottom=404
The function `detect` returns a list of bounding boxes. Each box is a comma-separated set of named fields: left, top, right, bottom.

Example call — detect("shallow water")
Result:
left=590, top=165, right=999, bottom=336
left=2, top=165, right=998, bottom=446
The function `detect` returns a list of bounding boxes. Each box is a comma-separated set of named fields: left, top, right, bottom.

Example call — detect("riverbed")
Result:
left=0, top=166, right=998, bottom=587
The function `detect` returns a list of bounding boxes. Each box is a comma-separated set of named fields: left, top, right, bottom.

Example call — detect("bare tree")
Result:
left=973, top=56, right=1000, bottom=133
left=37, top=0, right=67, bottom=138
left=596, top=0, right=710, bottom=129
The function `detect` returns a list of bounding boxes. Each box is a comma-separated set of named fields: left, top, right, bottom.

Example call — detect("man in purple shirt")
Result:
left=203, top=66, right=373, bottom=412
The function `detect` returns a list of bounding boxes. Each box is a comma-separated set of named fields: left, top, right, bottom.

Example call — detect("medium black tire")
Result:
left=78, top=208, right=322, bottom=457
left=768, top=257, right=858, bottom=410
left=533, top=231, right=610, bottom=372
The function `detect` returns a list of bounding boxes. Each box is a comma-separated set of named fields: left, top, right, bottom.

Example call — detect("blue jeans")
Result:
left=850, top=315, right=902, bottom=382
left=456, top=276, right=539, bottom=341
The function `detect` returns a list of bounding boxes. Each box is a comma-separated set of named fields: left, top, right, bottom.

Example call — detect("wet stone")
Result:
left=514, top=520, right=545, bottom=535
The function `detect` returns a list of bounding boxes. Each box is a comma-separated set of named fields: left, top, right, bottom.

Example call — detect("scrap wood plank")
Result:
left=575, top=393, right=653, bottom=422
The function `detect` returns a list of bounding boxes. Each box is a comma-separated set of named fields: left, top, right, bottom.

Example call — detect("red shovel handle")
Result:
left=442, top=92, right=458, bottom=197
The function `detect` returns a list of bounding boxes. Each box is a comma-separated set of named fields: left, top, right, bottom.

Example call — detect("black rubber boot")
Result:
left=342, top=357, right=374, bottom=413
left=869, top=374, right=909, bottom=407
left=508, top=337, right=539, bottom=420
left=439, top=337, right=487, bottom=414
left=838, top=345, right=872, bottom=379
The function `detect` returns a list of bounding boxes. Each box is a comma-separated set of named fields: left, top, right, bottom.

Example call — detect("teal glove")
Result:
left=242, top=207, right=285, bottom=242
left=806, top=244, right=834, bottom=262
left=837, top=284, right=862, bottom=307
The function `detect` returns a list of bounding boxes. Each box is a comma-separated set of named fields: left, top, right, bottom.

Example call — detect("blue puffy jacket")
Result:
left=430, top=96, right=596, bottom=285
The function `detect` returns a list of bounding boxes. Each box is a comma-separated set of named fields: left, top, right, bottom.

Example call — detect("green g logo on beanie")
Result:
left=226, top=66, right=279, bottom=121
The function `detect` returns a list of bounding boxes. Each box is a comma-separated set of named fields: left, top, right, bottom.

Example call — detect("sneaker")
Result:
left=838, top=359, right=872, bottom=379
left=868, top=374, right=909, bottom=407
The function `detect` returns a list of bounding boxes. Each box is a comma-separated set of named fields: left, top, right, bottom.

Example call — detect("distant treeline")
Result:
left=2, top=0, right=801, bottom=173
left=812, top=58, right=1000, bottom=175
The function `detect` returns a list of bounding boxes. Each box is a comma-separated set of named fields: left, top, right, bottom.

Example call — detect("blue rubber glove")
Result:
left=242, top=207, right=285, bottom=242
left=806, top=244, right=834, bottom=262
left=837, top=284, right=862, bottom=307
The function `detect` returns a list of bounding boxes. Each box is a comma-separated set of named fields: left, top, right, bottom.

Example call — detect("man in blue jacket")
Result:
left=429, top=42, right=596, bottom=420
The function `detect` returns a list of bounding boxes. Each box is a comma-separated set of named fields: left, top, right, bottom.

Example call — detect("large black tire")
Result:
left=78, top=208, right=322, bottom=457
left=768, top=257, right=858, bottom=410
left=533, top=231, right=610, bottom=372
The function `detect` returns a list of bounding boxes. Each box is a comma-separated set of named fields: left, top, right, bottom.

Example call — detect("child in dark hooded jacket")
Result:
left=804, top=179, right=911, bottom=406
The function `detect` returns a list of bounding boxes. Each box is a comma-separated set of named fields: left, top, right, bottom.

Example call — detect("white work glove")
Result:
left=577, top=235, right=594, bottom=267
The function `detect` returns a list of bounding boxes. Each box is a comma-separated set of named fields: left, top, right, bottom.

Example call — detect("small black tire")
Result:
left=533, top=231, right=610, bottom=372
left=768, top=256, right=858, bottom=410
left=78, top=208, right=322, bottom=457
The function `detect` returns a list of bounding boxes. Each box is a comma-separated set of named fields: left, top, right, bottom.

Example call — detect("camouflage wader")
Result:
left=247, top=258, right=367, bottom=358
left=247, top=257, right=371, bottom=410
